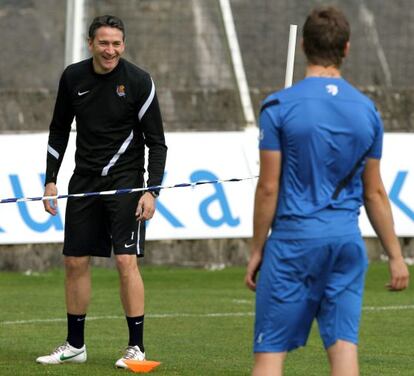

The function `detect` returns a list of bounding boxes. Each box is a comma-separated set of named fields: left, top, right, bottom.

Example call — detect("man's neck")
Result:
left=306, top=64, right=341, bottom=78
left=92, top=59, right=119, bottom=75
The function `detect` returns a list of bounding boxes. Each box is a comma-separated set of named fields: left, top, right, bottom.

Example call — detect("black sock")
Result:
left=66, top=313, right=86, bottom=349
left=126, top=315, right=144, bottom=351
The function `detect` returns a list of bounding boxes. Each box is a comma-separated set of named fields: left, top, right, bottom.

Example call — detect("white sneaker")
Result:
left=36, top=342, right=87, bottom=365
left=115, top=345, right=145, bottom=369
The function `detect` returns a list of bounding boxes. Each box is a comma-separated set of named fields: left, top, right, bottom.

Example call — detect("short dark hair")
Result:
left=302, top=6, right=350, bottom=67
left=88, top=15, right=125, bottom=41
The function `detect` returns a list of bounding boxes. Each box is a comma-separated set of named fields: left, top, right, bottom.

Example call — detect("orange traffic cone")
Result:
left=124, top=359, right=161, bottom=373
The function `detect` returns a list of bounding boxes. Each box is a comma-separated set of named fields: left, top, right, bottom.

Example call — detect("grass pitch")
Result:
left=0, top=262, right=412, bottom=375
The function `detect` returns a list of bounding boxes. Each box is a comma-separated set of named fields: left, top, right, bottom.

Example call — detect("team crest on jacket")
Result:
left=116, top=85, right=126, bottom=97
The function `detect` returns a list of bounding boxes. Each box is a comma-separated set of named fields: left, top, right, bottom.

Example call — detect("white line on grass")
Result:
left=0, top=312, right=254, bottom=326
left=1, top=305, right=413, bottom=326
left=362, top=305, right=414, bottom=312
left=232, top=299, right=251, bottom=304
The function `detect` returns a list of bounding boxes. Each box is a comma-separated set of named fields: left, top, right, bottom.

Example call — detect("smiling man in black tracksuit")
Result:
left=36, top=15, right=167, bottom=369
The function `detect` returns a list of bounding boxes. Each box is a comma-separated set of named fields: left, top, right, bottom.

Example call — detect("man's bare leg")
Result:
left=252, top=352, right=287, bottom=376
left=116, top=254, right=144, bottom=316
left=327, top=340, right=359, bottom=376
left=115, top=253, right=146, bottom=366
left=65, top=256, right=91, bottom=314
left=64, top=256, right=91, bottom=350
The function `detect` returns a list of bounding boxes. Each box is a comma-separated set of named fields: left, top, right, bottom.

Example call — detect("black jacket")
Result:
left=45, top=58, right=167, bottom=190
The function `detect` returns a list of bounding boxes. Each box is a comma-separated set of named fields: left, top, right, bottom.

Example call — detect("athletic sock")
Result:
left=126, top=314, right=144, bottom=351
left=66, top=313, right=86, bottom=349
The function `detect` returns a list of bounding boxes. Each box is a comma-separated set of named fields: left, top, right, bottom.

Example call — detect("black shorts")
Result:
left=63, top=172, right=146, bottom=258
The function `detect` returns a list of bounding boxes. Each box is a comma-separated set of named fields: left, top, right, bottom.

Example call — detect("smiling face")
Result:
left=88, top=26, right=125, bottom=74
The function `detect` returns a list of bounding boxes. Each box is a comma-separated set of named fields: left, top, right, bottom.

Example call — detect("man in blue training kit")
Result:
left=245, top=6, right=409, bottom=376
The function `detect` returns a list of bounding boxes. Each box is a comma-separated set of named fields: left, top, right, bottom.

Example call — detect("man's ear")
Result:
left=343, top=41, right=350, bottom=58
left=87, top=38, right=93, bottom=52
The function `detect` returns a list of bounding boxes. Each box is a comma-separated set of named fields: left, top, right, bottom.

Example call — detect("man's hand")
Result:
left=43, top=182, right=58, bottom=216
left=245, top=249, right=262, bottom=292
left=135, top=192, right=156, bottom=221
left=387, top=256, right=410, bottom=291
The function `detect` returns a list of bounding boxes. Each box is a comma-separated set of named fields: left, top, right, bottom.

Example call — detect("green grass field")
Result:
left=0, top=262, right=413, bottom=375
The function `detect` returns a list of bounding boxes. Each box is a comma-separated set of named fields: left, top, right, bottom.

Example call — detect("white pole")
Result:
left=65, top=0, right=86, bottom=67
left=65, top=0, right=86, bottom=131
left=219, top=0, right=256, bottom=128
left=72, top=0, right=85, bottom=63
left=64, top=0, right=74, bottom=67
left=284, top=24, right=297, bottom=88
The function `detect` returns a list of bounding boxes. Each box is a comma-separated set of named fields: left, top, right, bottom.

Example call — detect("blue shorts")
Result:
left=254, top=234, right=368, bottom=353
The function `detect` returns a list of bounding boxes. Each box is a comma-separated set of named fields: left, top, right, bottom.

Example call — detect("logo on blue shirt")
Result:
left=326, top=84, right=339, bottom=96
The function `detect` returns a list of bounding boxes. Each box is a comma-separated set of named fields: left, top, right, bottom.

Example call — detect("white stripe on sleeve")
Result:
left=138, top=78, right=155, bottom=121
left=47, top=145, right=60, bottom=160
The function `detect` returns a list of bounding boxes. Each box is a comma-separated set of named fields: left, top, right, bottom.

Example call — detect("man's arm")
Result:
left=245, top=150, right=281, bottom=291
left=44, top=72, right=74, bottom=215
left=362, top=158, right=409, bottom=291
left=136, top=76, right=167, bottom=221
